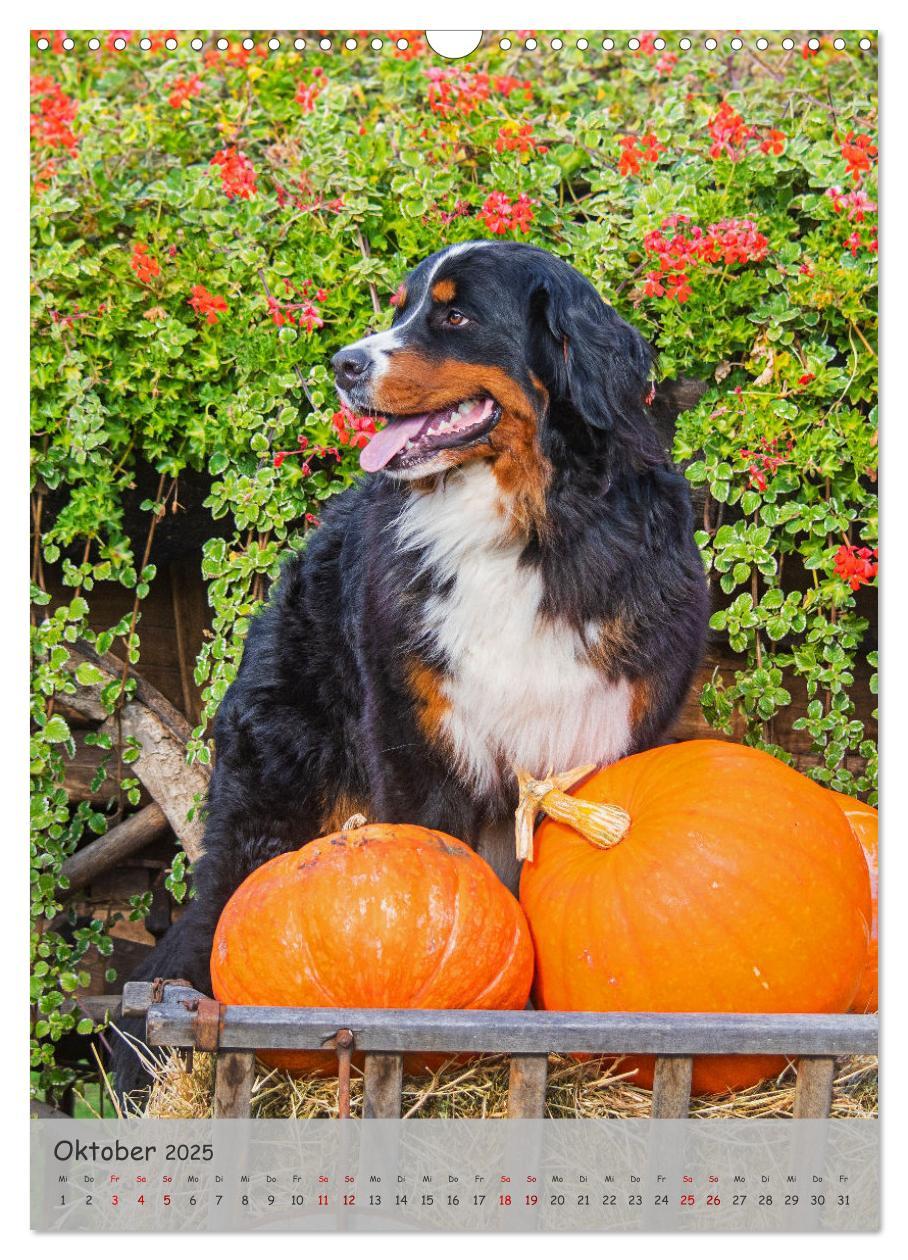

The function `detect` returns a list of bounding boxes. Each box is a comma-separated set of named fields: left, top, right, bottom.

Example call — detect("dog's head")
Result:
left=332, top=241, right=658, bottom=519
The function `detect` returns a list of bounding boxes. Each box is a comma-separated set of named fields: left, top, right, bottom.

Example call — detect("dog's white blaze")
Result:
left=346, top=242, right=489, bottom=378
left=397, top=463, right=633, bottom=791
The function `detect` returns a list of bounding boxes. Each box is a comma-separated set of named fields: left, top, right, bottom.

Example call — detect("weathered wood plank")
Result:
left=213, top=1051, right=256, bottom=1118
left=362, top=1053, right=404, bottom=1118
left=144, top=996, right=878, bottom=1057
left=651, top=1055, right=693, bottom=1118
left=507, top=1053, right=549, bottom=1118
left=60, top=803, right=169, bottom=892
left=121, top=980, right=158, bottom=1016
left=61, top=994, right=123, bottom=1021
left=794, top=1056, right=837, bottom=1119
left=63, top=644, right=209, bottom=860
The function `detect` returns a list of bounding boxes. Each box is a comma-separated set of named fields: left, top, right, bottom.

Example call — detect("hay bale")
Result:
left=142, top=1051, right=878, bottom=1120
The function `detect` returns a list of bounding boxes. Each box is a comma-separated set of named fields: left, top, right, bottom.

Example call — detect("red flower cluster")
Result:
left=426, top=67, right=531, bottom=118
left=426, top=67, right=491, bottom=116
left=266, top=278, right=328, bottom=331
left=840, top=132, right=877, bottom=184
left=826, top=186, right=877, bottom=221
left=273, top=436, right=343, bottom=471
left=33, top=159, right=57, bottom=197
left=204, top=41, right=263, bottom=69
left=825, top=187, right=878, bottom=255
left=295, top=68, right=326, bottom=113
left=388, top=30, right=427, bottom=60
left=331, top=405, right=379, bottom=450
left=30, top=77, right=78, bottom=153
left=210, top=147, right=257, bottom=200
left=167, top=74, right=202, bottom=109
left=32, top=30, right=68, bottom=54
left=740, top=436, right=793, bottom=492
left=129, top=243, right=160, bottom=285
left=636, top=32, right=678, bottom=75
left=493, top=74, right=533, bottom=100
left=834, top=543, right=878, bottom=590
left=760, top=129, right=786, bottom=156
left=495, top=123, right=547, bottom=155
left=641, top=215, right=769, bottom=302
left=707, top=102, right=787, bottom=162
left=617, top=132, right=664, bottom=177
left=187, top=285, right=228, bottom=324
left=273, top=434, right=307, bottom=469
left=479, top=191, right=534, bottom=235
left=708, top=101, right=754, bottom=160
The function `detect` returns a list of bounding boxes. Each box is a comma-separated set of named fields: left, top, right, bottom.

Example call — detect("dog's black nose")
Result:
left=332, top=347, right=372, bottom=389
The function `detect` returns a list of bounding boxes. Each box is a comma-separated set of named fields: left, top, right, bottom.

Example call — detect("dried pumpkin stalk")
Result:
left=514, top=764, right=632, bottom=862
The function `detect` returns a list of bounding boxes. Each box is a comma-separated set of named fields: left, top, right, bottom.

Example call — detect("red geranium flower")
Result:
left=479, top=191, right=534, bottom=236
left=167, top=74, right=202, bottom=109
left=210, top=147, right=257, bottom=200
left=129, top=243, right=161, bottom=285
left=840, top=131, right=878, bottom=184
left=30, top=78, right=78, bottom=153
left=188, top=285, right=228, bottom=324
left=833, top=543, right=878, bottom=590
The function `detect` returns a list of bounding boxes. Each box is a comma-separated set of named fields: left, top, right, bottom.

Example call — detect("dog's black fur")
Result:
left=112, top=242, right=708, bottom=1095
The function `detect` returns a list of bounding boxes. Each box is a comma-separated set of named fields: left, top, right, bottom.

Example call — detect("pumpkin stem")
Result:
left=341, top=813, right=368, bottom=831
left=514, top=765, right=631, bottom=862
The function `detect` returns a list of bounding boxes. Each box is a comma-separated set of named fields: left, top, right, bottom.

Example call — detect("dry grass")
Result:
left=140, top=1049, right=878, bottom=1121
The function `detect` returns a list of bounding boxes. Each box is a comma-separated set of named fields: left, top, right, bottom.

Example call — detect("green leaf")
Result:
left=43, top=716, right=71, bottom=744
left=75, top=662, right=105, bottom=686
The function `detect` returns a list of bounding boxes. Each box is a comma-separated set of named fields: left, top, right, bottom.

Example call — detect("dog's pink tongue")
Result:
left=359, top=414, right=429, bottom=472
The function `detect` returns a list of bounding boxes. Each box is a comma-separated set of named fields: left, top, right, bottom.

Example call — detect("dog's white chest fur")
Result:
left=397, top=464, right=633, bottom=791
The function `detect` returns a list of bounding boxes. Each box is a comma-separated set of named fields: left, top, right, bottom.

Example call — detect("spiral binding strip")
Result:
left=33, top=32, right=875, bottom=55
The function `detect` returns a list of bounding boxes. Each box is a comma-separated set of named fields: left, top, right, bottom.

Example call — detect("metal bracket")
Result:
left=181, top=994, right=222, bottom=1053
left=324, top=1028, right=355, bottom=1118
left=150, top=976, right=194, bottom=1006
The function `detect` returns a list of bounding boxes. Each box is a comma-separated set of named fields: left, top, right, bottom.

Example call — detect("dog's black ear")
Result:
left=530, top=263, right=653, bottom=432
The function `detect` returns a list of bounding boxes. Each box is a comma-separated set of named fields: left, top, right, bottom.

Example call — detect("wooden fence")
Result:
left=120, top=980, right=878, bottom=1122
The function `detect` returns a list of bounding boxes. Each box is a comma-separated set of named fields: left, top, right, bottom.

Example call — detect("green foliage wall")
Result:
left=30, top=31, right=877, bottom=1095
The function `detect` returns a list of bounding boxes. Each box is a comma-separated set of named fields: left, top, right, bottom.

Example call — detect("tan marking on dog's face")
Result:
left=408, top=660, right=451, bottom=746
left=431, top=278, right=457, bottom=303
left=368, top=352, right=551, bottom=534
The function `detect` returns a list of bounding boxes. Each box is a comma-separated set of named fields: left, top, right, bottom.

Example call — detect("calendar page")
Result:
left=29, top=27, right=879, bottom=1236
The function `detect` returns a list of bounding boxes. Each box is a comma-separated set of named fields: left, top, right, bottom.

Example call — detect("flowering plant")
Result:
left=30, top=30, right=877, bottom=1095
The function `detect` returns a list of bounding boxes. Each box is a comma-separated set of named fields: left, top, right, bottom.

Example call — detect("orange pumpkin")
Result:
left=211, top=822, right=534, bottom=1074
left=825, top=789, right=878, bottom=1014
left=519, top=741, right=871, bottom=1095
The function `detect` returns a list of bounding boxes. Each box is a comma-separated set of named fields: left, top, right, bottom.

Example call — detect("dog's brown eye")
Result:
left=446, top=309, right=468, bottom=327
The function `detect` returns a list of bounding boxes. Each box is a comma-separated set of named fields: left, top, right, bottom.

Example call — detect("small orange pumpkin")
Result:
left=519, top=741, right=871, bottom=1095
left=211, top=822, right=534, bottom=1074
left=825, top=789, right=878, bottom=1014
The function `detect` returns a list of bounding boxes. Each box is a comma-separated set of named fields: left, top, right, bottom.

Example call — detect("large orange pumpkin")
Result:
left=825, top=789, right=878, bottom=1014
left=211, top=822, right=534, bottom=1073
left=519, top=741, right=871, bottom=1095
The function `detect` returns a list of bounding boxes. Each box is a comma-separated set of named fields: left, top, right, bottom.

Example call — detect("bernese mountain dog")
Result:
left=113, top=240, right=709, bottom=1093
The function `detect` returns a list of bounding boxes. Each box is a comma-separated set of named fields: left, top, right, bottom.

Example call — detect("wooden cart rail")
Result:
left=121, top=981, right=878, bottom=1123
